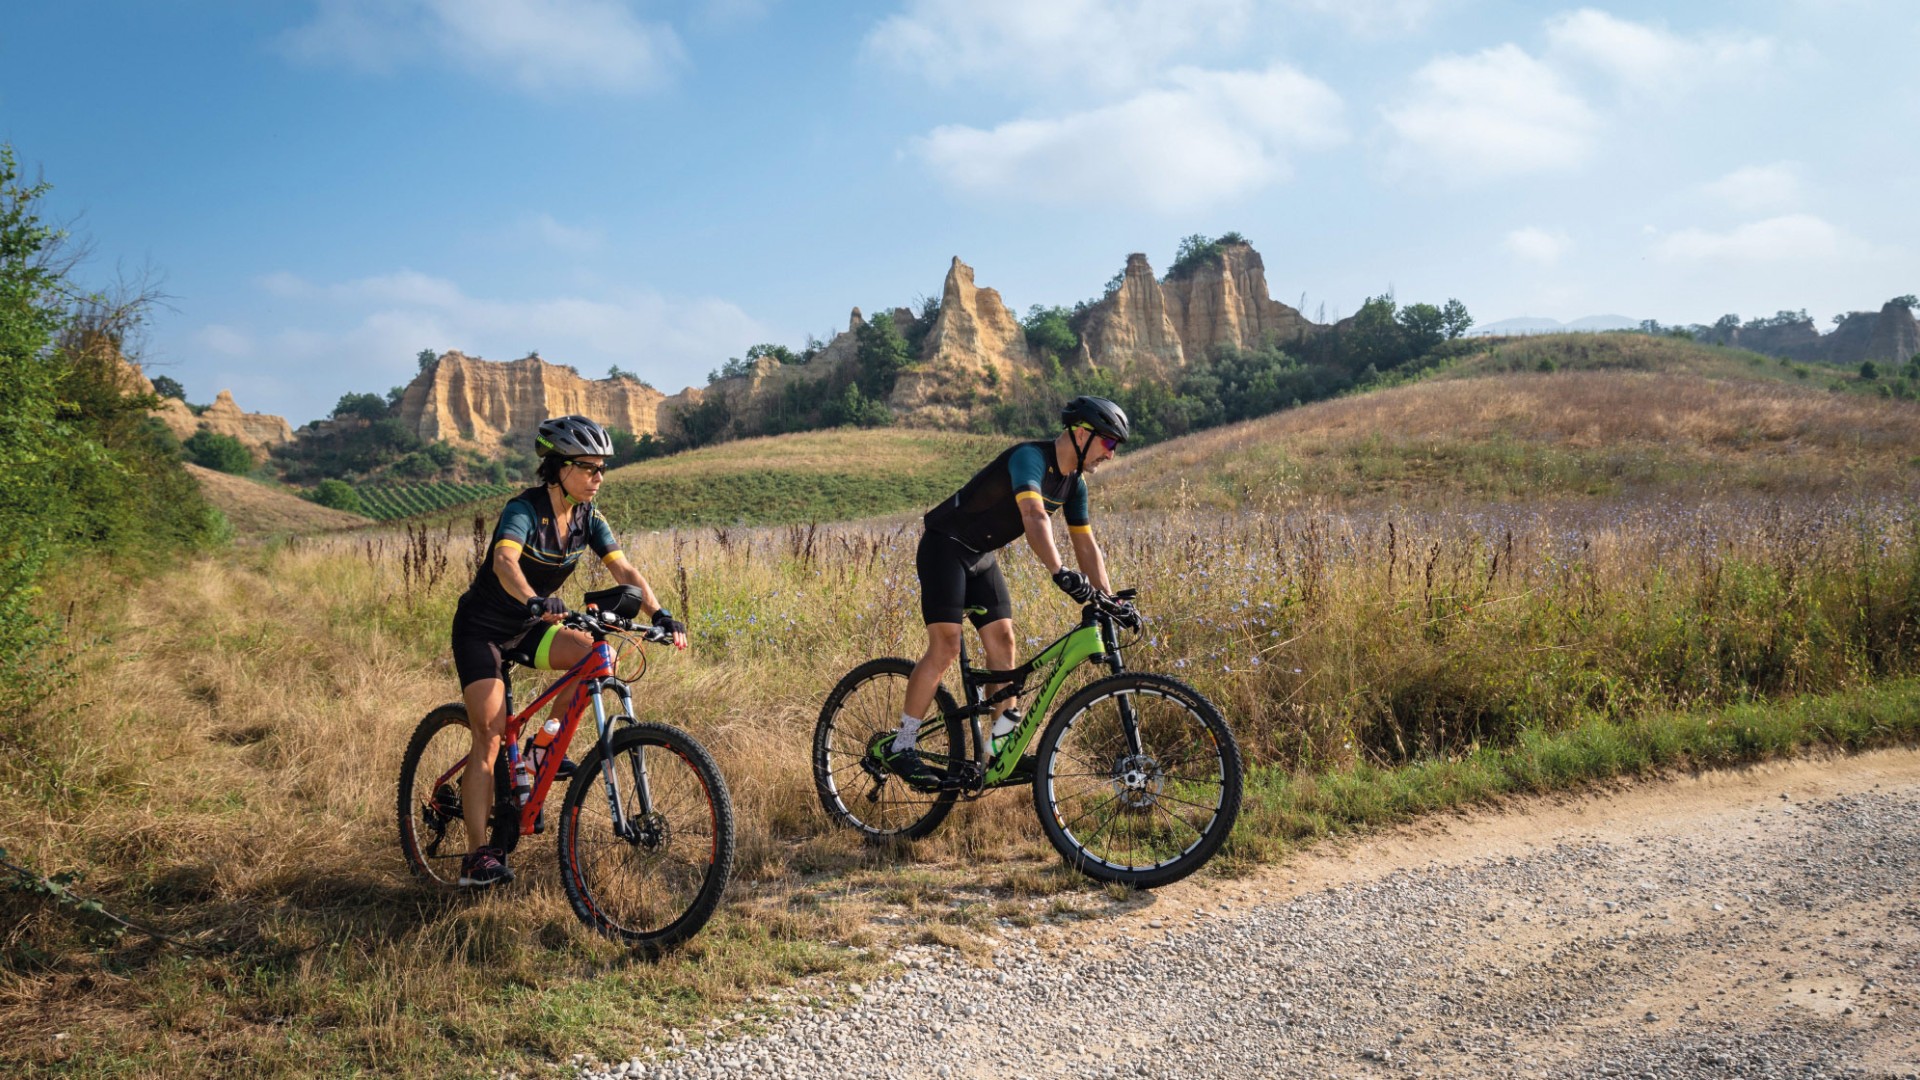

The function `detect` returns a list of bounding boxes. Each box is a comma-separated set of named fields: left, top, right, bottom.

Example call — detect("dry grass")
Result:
left=183, top=463, right=370, bottom=539
left=6, top=365, right=1920, bottom=1076
left=607, top=429, right=1005, bottom=480
left=1102, top=370, right=1920, bottom=511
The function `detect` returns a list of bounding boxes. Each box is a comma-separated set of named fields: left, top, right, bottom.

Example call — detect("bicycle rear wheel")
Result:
left=1031, top=673, right=1243, bottom=889
left=397, top=702, right=477, bottom=887
left=559, top=722, right=735, bottom=954
left=812, top=657, right=963, bottom=841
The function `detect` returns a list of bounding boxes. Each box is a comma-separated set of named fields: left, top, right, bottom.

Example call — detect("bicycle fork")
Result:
left=587, top=679, right=656, bottom=844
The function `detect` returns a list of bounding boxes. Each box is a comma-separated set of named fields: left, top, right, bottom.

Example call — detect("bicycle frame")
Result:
left=430, top=634, right=650, bottom=842
left=953, top=605, right=1133, bottom=788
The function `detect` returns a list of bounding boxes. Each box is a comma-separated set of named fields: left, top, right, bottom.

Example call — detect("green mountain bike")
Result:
left=812, top=589, right=1243, bottom=888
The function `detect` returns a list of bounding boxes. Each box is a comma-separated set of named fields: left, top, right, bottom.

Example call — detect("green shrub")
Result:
left=184, top=429, right=253, bottom=474
left=310, top=478, right=363, bottom=513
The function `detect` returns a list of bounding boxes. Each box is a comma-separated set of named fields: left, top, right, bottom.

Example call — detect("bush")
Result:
left=183, top=430, right=253, bottom=474
left=310, top=479, right=363, bottom=513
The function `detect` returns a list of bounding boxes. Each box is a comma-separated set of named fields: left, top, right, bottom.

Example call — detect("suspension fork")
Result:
left=588, top=677, right=651, bottom=840
left=1100, top=612, right=1145, bottom=757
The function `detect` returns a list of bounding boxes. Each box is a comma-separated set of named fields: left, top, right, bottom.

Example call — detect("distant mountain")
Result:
left=1472, top=315, right=1638, bottom=336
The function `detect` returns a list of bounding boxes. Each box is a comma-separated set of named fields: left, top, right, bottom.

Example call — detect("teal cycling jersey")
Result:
left=924, top=441, right=1090, bottom=553
left=458, top=486, right=622, bottom=634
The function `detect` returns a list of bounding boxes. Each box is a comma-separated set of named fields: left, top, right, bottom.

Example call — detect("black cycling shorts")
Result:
left=916, top=530, right=1012, bottom=627
left=449, top=604, right=560, bottom=688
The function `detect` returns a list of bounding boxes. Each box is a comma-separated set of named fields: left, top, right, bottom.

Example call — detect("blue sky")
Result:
left=4, top=1, right=1916, bottom=424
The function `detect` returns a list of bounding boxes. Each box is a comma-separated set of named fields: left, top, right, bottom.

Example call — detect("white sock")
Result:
left=890, top=713, right=920, bottom=753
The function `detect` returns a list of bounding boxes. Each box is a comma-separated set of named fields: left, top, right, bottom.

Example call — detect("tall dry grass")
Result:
left=1103, top=371, right=1920, bottom=510
left=4, top=484, right=1920, bottom=1074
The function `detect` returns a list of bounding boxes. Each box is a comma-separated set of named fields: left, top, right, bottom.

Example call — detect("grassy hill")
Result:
left=1101, top=334, right=1920, bottom=511
left=593, top=428, right=1006, bottom=529
left=184, top=463, right=370, bottom=538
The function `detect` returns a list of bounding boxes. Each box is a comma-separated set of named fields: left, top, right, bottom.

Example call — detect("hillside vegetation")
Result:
left=1102, top=341, right=1920, bottom=512
left=593, top=428, right=1006, bottom=529
left=184, top=464, right=369, bottom=538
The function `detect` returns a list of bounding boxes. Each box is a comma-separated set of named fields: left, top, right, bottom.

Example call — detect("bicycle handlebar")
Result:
left=560, top=607, right=676, bottom=644
left=1089, top=587, right=1142, bottom=630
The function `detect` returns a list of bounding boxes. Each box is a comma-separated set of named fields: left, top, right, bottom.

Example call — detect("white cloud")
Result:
left=195, top=324, right=255, bottom=358
left=1700, top=163, right=1803, bottom=214
left=524, top=213, right=604, bottom=254
left=1546, top=9, right=1772, bottom=94
left=280, top=0, right=685, bottom=94
left=1503, top=227, right=1572, bottom=265
left=1652, top=214, right=1850, bottom=263
left=224, top=269, right=762, bottom=420
left=1383, top=44, right=1598, bottom=183
left=911, top=65, right=1344, bottom=210
left=866, top=0, right=1256, bottom=97
left=1287, top=0, right=1440, bottom=36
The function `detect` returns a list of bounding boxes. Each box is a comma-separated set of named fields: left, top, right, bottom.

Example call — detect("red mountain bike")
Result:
left=397, top=602, right=734, bottom=954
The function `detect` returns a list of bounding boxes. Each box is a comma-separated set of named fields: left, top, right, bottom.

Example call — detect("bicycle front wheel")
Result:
left=1032, top=673, right=1243, bottom=889
left=397, top=702, right=477, bottom=888
left=559, top=722, right=735, bottom=953
left=812, top=657, right=963, bottom=841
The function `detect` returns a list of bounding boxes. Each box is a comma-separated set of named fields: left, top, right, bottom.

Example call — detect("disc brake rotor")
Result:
left=1109, top=753, right=1164, bottom=810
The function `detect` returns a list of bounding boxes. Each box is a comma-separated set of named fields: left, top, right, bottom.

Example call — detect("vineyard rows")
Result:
left=355, top=482, right=519, bottom=521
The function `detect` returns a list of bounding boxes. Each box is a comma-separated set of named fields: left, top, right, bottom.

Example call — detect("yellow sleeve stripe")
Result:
left=495, top=539, right=524, bottom=555
left=601, top=549, right=625, bottom=566
left=1014, top=490, right=1045, bottom=505
left=1068, top=524, right=1093, bottom=535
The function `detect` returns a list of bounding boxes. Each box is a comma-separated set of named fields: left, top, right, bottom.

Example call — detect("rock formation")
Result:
left=394, top=351, right=676, bottom=449
left=1073, top=254, right=1184, bottom=380
left=893, top=259, right=1033, bottom=427
left=1163, top=241, right=1319, bottom=361
left=1862, top=300, right=1920, bottom=366
left=382, top=243, right=1334, bottom=446
left=1073, top=242, right=1322, bottom=377
left=121, top=359, right=292, bottom=463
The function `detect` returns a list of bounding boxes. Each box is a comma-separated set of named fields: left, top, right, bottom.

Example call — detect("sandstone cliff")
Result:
left=386, top=243, right=1331, bottom=446
left=1073, top=253, right=1186, bottom=380
left=394, top=351, right=677, bottom=449
left=121, top=360, right=292, bottom=463
left=893, top=258, right=1034, bottom=427
left=1072, top=242, right=1322, bottom=377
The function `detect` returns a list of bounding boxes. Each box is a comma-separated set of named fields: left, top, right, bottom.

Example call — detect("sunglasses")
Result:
left=1076, top=425, right=1120, bottom=452
left=565, top=459, right=607, bottom=477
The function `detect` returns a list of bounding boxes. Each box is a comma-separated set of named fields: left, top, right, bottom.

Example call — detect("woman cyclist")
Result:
left=448, top=415, right=686, bottom=887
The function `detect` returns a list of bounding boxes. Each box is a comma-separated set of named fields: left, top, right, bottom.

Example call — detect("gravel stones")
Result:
left=575, top=784, right=1919, bottom=1080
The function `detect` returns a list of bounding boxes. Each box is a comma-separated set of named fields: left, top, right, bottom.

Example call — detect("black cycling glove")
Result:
left=527, top=596, right=565, bottom=619
left=1053, top=568, right=1096, bottom=603
left=651, top=608, right=687, bottom=638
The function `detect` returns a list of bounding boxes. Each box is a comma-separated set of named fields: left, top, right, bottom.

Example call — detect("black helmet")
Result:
left=535, top=414, right=614, bottom=458
left=1061, top=396, right=1129, bottom=443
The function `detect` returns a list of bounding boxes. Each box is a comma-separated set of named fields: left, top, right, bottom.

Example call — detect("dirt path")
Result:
left=598, top=749, right=1920, bottom=1079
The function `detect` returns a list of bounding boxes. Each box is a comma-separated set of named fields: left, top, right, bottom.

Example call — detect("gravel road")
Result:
left=580, top=750, right=1920, bottom=1080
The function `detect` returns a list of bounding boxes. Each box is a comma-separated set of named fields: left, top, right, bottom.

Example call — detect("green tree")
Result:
left=1396, top=302, right=1446, bottom=355
left=1439, top=298, right=1473, bottom=339
left=151, top=374, right=185, bottom=399
left=417, top=348, right=438, bottom=373
left=183, top=430, right=253, bottom=474
left=1023, top=305, right=1079, bottom=362
left=424, top=441, right=457, bottom=469
left=310, top=478, right=363, bottom=513
left=854, top=311, right=911, bottom=402
left=1860, top=360, right=1880, bottom=381
left=333, top=391, right=387, bottom=420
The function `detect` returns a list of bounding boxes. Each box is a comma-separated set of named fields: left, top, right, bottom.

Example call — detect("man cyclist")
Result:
left=886, top=396, right=1131, bottom=787
left=449, top=414, right=687, bottom=887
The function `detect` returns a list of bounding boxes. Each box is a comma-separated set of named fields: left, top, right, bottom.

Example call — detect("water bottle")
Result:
left=990, top=709, right=1023, bottom=754
left=528, top=717, right=561, bottom=777
left=508, top=744, right=533, bottom=806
